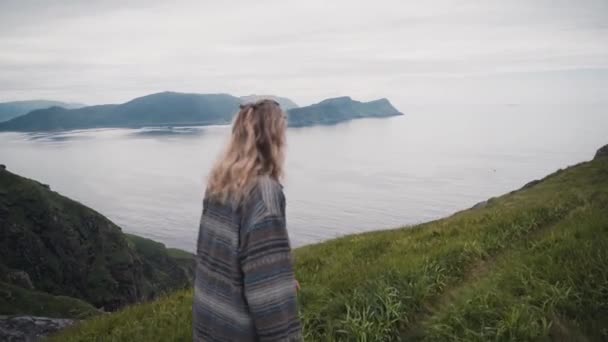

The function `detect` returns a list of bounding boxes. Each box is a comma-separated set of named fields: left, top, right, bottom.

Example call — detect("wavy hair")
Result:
left=207, top=99, right=287, bottom=204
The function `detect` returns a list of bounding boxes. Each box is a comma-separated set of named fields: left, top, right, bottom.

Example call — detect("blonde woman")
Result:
left=193, top=100, right=301, bottom=341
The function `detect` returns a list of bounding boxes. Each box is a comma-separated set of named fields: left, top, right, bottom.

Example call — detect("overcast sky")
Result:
left=1, top=0, right=607, bottom=107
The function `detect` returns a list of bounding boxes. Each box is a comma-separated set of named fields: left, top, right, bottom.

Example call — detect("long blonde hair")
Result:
left=207, top=99, right=287, bottom=203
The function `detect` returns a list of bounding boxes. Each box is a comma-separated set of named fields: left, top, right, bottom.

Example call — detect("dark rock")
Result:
left=595, top=144, right=608, bottom=160
left=0, top=165, right=5, bottom=171
left=0, top=315, right=77, bottom=342
left=6, top=271, right=34, bottom=290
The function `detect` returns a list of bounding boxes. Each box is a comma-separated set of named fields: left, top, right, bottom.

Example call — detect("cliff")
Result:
left=0, top=167, right=194, bottom=313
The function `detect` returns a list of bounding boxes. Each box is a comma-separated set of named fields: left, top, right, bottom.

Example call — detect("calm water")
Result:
left=1, top=104, right=606, bottom=252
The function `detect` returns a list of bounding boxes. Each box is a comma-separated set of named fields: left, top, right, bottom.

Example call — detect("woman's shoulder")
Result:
left=247, top=175, right=285, bottom=216
left=256, top=175, right=283, bottom=191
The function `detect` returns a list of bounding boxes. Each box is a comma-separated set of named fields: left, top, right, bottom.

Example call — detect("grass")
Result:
left=0, top=282, right=100, bottom=319
left=52, top=155, right=608, bottom=341
left=123, top=233, right=194, bottom=297
left=166, top=248, right=195, bottom=261
left=419, top=205, right=608, bottom=341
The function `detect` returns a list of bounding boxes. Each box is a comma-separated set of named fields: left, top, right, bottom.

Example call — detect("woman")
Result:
left=193, top=99, right=302, bottom=341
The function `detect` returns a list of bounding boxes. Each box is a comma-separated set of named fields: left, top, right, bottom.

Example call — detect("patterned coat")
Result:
left=193, top=176, right=302, bottom=341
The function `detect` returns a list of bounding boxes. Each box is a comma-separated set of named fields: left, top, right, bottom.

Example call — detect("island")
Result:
left=287, top=96, right=402, bottom=127
left=0, top=92, right=402, bottom=132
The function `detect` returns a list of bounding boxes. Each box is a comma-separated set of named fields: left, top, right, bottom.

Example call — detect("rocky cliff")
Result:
left=0, top=167, right=193, bottom=312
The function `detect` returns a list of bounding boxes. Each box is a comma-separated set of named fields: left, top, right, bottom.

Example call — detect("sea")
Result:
left=1, top=103, right=606, bottom=252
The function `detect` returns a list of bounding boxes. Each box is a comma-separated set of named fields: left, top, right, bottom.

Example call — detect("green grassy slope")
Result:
left=0, top=282, right=100, bottom=319
left=0, top=167, right=194, bottom=314
left=124, top=234, right=194, bottom=298
left=53, top=150, right=608, bottom=341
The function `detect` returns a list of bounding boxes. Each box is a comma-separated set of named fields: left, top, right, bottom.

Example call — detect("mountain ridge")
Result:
left=288, top=96, right=403, bottom=127
left=0, top=92, right=402, bottom=132
left=0, top=100, right=85, bottom=123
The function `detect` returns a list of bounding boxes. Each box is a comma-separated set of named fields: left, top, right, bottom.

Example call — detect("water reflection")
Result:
left=129, top=127, right=205, bottom=139
left=25, top=132, right=92, bottom=143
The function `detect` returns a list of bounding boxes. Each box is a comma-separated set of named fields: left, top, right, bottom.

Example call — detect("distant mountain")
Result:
left=240, top=95, right=298, bottom=110
left=0, top=166, right=194, bottom=312
left=0, top=92, right=241, bottom=131
left=0, top=100, right=85, bottom=122
left=0, top=92, right=402, bottom=132
left=286, top=96, right=403, bottom=127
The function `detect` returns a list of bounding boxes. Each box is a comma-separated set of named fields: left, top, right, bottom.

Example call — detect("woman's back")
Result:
left=193, top=176, right=301, bottom=341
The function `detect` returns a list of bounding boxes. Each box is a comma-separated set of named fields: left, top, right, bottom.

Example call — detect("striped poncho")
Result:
left=193, top=176, right=302, bottom=341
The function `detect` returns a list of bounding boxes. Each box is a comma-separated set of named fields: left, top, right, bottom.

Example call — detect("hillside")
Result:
left=0, top=100, right=84, bottom=123
left=52, top=148, right=608, bottom=341
left=0, top=92, right=401, bottom=132
left=0, top=92, right=240, bottom=131
left=0, top=282, right=100, bottom=319
left=0, top=166, right=194, bottom=314
left=287, top=96, right=402, bottom=127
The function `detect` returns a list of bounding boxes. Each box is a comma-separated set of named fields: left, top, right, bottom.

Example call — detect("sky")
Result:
left=1, top=0, right=607, bottom=107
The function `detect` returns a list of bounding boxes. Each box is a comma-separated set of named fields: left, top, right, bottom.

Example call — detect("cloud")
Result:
left=0, top=0, right=607, bottom=105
